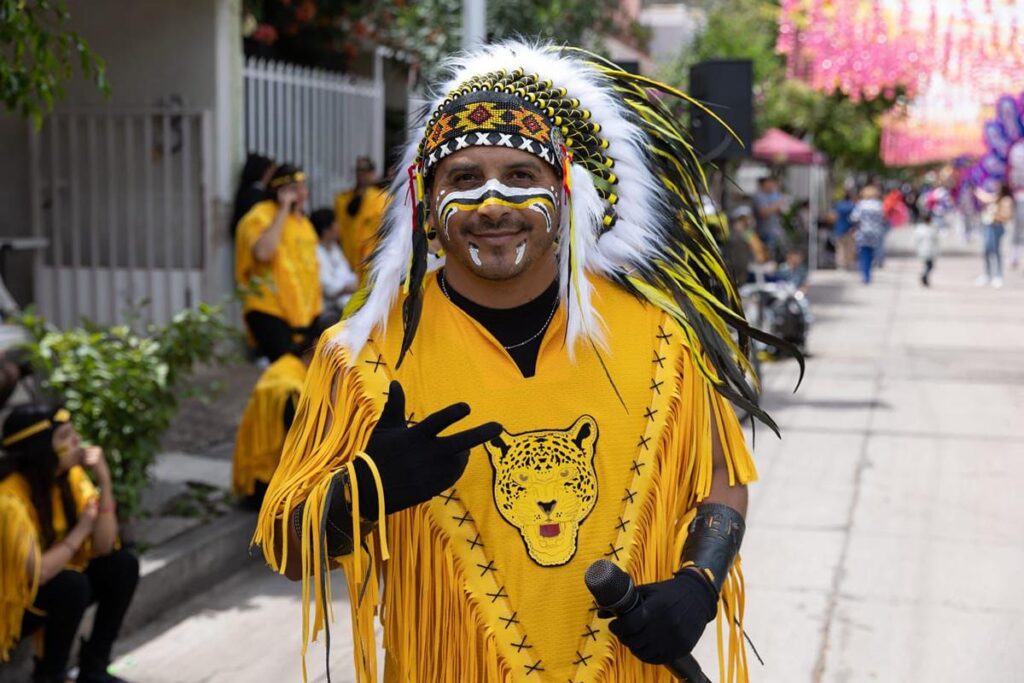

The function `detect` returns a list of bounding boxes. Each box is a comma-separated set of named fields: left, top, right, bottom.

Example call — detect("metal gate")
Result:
left=28, top=108, right=214, bottom=328
left=244, top=57, right=384, bottom=209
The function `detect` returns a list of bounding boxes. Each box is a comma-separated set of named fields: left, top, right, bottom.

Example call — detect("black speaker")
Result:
left=689, top=60, right=754, bottom=162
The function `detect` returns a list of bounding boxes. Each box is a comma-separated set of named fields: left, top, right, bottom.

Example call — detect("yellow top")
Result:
left=256, top=275, right=756, bottom=683
left=232, top=354, right=308, bottom=496
left=0, top=466, right=98, bottom=660
left=235, top=200, right=322, bottom=328
left=334, top=186, right=389, bottom=282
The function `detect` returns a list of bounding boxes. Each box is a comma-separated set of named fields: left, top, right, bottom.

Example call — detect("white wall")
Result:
left=0, top=0, right=242, bottom=309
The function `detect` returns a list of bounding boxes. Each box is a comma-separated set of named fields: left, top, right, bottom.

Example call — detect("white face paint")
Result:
left=437, top=178, right=558, bottom=243
left=469, top=244, right=483, bottom=266
left=515, top=242, right=527, bottom=265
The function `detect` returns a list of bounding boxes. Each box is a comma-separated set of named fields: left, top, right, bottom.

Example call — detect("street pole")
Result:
left=462, top=0, right=486, bottom=50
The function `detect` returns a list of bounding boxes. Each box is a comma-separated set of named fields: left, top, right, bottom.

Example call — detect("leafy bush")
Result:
left=15, top=302, right=239, bottom=519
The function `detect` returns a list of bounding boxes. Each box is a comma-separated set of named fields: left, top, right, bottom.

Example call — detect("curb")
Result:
left=0, top=510, right=257, bottom=680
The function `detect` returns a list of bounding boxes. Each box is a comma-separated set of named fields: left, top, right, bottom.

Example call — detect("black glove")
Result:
left=349, top=380, right=502, bottom=518
left=607, top=569, right=718, bottom=665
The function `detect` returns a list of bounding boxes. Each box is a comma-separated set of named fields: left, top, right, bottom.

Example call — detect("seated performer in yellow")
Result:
left=232, top=316, right=331, bottom=509
left=256, top=42, right=796, bottom=683
left=235, top=163, right=322, bottom=362
left=0, top=403, right=139, bottom=683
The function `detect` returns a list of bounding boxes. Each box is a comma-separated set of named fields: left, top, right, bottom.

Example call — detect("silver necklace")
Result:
left=439, top=272, right=558, bottom=351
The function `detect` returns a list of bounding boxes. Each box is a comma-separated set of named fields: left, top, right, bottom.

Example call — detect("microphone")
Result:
left=584, top=559, right=712, bottom=683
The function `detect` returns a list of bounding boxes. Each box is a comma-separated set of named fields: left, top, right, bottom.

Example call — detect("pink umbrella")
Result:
left=752, top=128, right=821, bottom=165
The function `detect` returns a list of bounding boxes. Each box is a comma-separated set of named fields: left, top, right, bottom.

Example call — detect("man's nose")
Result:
left=475, top=198, right=512, bottom=225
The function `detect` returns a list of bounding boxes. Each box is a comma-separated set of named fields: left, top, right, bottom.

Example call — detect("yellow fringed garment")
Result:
left=232, top=354, right=308, bottom=496
left=256, top=276, right=757, bottom=683
left=0, top=494, right=40, bottom=662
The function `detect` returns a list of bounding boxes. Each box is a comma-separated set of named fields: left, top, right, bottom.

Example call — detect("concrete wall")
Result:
left=0, top=0, right=242, bottom=310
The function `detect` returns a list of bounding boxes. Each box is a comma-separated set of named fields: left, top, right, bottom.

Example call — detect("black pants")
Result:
left=21, top=549, right=140, bottom=679
left=244, top=311, right=296, bottom=362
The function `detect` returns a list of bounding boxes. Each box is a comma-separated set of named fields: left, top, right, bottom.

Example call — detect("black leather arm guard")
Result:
left=679, top=503, right=746, bottom=593
left=291, top=468, right=377, bottom=558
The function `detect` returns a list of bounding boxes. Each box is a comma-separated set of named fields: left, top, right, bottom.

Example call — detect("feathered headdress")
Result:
left=337, top=41, right=795, bottom=429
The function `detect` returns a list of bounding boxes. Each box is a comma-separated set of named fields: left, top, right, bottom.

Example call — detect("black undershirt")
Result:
left=437, top=271, right=559, bottom=378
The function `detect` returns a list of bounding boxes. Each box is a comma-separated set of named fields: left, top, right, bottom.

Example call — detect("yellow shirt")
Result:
left=334, top=186, right=389, bottom=282
left=257, top=276, right=757, bottom=683
left=235, top=200, right=322, bottom=328
left=232, top=354, right=307, bottom=496
left=0, top=466, right=98, bottom=659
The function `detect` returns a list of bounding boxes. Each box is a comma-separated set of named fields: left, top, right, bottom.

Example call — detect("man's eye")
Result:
left=510, top=171, right=535, bottom=181
left=453, top=173, right=478, bottom=183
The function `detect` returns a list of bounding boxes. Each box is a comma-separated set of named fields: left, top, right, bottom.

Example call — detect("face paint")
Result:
left=515, top=242, right=527, bottom=265
left=470, top=244, right=483, bottom=266
left=438, top=179, right=557, bottom=240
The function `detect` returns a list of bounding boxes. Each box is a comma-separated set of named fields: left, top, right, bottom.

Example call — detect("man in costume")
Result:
left=257, top=42, right=790, bottom=683
left=235, top=164, right=322, bottom=362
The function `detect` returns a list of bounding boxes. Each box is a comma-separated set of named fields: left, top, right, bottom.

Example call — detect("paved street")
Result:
left=113, top=229, right=1024, bottom=682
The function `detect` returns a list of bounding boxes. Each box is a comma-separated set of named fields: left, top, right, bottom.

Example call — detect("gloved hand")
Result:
left=350, top=380, right=502, bottom=518
left=607, top=569, right=718, bottom=665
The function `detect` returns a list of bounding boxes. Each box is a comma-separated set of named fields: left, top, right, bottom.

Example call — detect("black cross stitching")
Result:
left=365, top=354, right=386, bottom=373
left=406, top=412, right=418, bottom=427
left=650, top=378, right=664, bottom=395
left=652, top=352, right=666, bottom=368
left=622, top=489, right=637, bottom=504
left=512, top=635, right=533, bottom=652
left=477, top=560, right=497, bottom=576
left=453, top=511, right=474, bottom=527
left=630, top=459, right=646, bottom=475
left=499, top=612, right=520, bottom=629
left=467, top=533, right=484, bottom=550
left=524, top=660, right=545, bottom=675
left=581, top=624, right=600, bottom=641
left=656, top=326, right=673, bottom=343
left=615, top=517, right=630, bottom=532
left=637, top=434, right=651, bottom=451
left=604, top=543, right=623, bottom=561
left=573, top=651, right=593, bottom=667
left=643, top=407, right=658, bottom=422
left=440, top=489, right=459, bottom=506
left=486, top=586, right=508, bottom=603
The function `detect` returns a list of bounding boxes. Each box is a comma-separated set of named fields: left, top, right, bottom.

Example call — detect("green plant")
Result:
left=15, top=302, right=239, bottom=519
left=0, top=0, right=109, bottom=128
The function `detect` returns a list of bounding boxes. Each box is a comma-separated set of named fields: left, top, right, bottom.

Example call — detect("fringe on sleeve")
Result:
left=598, top=333, right=756, bottom=682
left=0, top=493, right=40, bottom=662
left=252, top=337, right=388, bottom=683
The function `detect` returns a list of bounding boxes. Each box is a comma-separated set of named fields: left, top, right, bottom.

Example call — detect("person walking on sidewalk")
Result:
left=975, top=183, right=1014, bottom=288
left=0, top=404, right=139, bottom=683
left=851, top=185, right=887, bottom=284
left=915, top=213, right=941, bottom=287
left=235, top=164, right=322, bottom=361
left=255, top=41, right=794, bottom=683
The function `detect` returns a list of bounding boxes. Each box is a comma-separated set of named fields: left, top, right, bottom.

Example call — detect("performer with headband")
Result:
left=0, top=404, right=138, bottom=683
left=235, top=163, right=322, bottom=361
left=257, top=42, right=795, bottom=683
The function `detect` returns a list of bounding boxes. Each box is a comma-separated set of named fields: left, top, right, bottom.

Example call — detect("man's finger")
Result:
left=414, top=402, right=471, bottom=436
left=437, top=421, right=503, bottom=454
left=379, top=380, right=406, bottom=426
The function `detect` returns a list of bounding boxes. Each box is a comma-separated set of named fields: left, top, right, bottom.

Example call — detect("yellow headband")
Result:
left=269, top=171, right=306, bottom=189
left=2, top=409, right=71, bottom=447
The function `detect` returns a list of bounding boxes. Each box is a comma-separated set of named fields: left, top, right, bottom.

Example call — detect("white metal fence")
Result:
left=28, top=108, right=214, bottom=329
left=244, top=57, right=384, bottom=209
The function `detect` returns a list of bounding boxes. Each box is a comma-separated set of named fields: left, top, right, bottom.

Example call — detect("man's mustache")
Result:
left=461, top=214, right=532, bottom=234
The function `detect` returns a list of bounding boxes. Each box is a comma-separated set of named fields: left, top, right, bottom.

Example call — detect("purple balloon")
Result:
left=984, top=120, right=1010, bottom=159
left=996, top=95, right=1023, bottom=141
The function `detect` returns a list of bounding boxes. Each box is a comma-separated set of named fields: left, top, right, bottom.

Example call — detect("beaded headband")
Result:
left=416, top=69, right=619, bottom=231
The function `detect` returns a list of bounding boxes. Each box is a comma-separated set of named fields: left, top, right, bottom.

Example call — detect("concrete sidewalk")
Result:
left=114, top=229, right=1024, bottom=682
left=699, top=229, right=1024, bottom=681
